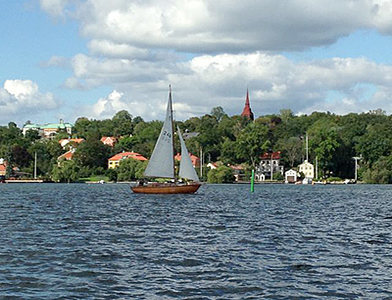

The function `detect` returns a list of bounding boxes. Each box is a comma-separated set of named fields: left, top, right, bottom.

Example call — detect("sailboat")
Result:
left=131, top=86, right=201, bottom=194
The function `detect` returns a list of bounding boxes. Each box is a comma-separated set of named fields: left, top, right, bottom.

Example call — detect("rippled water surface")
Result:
left=1, top=183, right=392, bottom=299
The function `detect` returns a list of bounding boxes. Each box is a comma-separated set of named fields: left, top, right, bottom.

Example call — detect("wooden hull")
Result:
left=131, top=183, right=201, bottom=194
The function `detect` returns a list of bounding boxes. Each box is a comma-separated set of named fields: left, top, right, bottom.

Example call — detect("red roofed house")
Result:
left=174, top=153, right=200, bottom=168
left=0, top=163, right=5, bottom=176
left=57, top=150, right=75, bottom=165
left=101, top=136, right=118, bottom=147
left=108, top=151, right=147, bottom=169
left=241, top=89, right=254, bottom=121
left=207, top=162, right=218, bottom=170
left=59, top=138, right=85, bottom=149
left=255, top=151, right=284, bottom=181
left=229, top=164, right=246, bottom=181
left=0, top=159, right=20, bottom=177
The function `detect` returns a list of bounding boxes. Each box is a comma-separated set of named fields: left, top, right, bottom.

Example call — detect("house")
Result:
left=108, top=152, right=147, bottom=169
left=285, top=169, right=298, bottom=183
left=23, top=119, right=72, bottom=139
left=229, top=164, right=246, bottom=181
left=57, top=149, right=75, bottom=164
left=255, top=151, right=284, bottom=181
left=174, top=153, right=200, bottom=167
left=101, top=136, right=117, bottom=147
left=59, top=138, right=85, bottom=149
left=0, top=159, right=20, bottom=177
left=299, top=160, right=314, bottom=179
left=0, top=163, right=5, bottom=176
left=207, top=162, right=218, bottom=170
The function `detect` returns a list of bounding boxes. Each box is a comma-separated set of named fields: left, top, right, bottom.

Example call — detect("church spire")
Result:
left=241, top=89, right=254, bottom=120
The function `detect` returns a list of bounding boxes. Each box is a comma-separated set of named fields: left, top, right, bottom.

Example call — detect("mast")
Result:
left=34, top=152, right=37, bottom=179
left=169, top=85, right=176, bottom=180
left=306, top=133, right=309, bottom=162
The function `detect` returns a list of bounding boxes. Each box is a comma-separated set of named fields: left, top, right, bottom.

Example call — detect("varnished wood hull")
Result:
left=131, top=183, right=201, bottom=194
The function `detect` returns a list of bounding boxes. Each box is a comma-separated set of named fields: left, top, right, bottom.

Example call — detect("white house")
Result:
left=255, top=151, right=284, bottom=181
left=285, top=169, right=298, bottom=183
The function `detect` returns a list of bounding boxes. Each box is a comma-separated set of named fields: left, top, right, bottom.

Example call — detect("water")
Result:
left=1, top=183, right=392, bottom=299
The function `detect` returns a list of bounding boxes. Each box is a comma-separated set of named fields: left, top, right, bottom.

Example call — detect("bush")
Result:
left=207, top=166, right=235, bottom=183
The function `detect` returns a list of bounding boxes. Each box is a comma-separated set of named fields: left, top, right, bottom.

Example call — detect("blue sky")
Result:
left=2, top=0, right=392, bottom=126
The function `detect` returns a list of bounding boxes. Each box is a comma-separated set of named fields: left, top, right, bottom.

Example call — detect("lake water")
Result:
left=1, top=183, right=392, bottom=299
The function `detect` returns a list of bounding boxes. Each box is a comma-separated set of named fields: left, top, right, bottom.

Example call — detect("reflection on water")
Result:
left=1, top=183, right=392, bottom=299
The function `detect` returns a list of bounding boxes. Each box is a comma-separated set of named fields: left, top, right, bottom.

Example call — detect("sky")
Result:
left=2, top=0, right=392, bottom=126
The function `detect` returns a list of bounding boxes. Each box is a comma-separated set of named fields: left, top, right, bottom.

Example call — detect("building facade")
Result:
left=255, top=151, right=284, bottom=181
left=23, top=120, right=72, bottom=139
left=299, top=160, right=314, bottom=179
left=108, top=152, right=147, bottom=169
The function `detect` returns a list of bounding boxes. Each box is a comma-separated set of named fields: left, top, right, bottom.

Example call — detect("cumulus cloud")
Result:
left=78, top=89, right=165, bottom=120
left=41, top=0, right=392, bottom=52
left=39, top=0, right=72, bottom=18
left=76, top=53, right=392, bottom=120
left=37, top=0, right=392, bottom=121
left=0, top=80, right=60, bottom=124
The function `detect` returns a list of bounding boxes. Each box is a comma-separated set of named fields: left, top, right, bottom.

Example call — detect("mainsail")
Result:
left=143, top=91, right=174, bottom=178
left=178, top=127, right=200, bottom=182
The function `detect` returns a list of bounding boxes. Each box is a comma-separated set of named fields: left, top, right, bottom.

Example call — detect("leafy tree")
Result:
left=356, top=122, right=392, bottom=166
left=277, top=136, right=303, bottom=168
left=112, top=110, right=133, bottom=136
left=308, top=118, right=341, bottom=176
left=211, top=106, right=227, bottom=122
left=207, top=166, right=235, bottom=183
left=219, top=138, right=238, bottom=165
left=235, top=122, right=270, bottom=167
left=24, top=130, right=41, bottom=143
left=52, top=160, right=80, bottom=183
left=362, top=156, right=392, bottom=184
left=116, top=159, right=147, bottom=181
left=73, top=139, right=111, bottom=170
left=105, top=168, right=118, bottom=182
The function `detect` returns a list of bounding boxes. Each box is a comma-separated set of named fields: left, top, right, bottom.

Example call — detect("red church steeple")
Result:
left=241, top=89, right=254, bottom=120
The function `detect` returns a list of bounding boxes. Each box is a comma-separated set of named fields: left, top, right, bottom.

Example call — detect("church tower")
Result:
left=241, top=89, right=254, bottom=120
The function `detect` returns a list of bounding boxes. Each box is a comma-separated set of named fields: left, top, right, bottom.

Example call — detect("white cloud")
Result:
left=78, top=89, right=164, bottom=120
left=76, top=53, right=392, bottom=120
left=0, top=80, right=60, bottom=124
left=37, top=0, right=392, bottom=121
left=39, top=0, right=72, bottom=18
left=41, top=0, right=392, bottom=52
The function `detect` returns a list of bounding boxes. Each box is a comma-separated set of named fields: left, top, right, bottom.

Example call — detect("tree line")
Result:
left=1, top=107, right=392, bottom=183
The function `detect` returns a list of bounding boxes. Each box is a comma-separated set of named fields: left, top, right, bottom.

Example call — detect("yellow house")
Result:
left=299, top=160, right=314, bottom=179
left=108, top=152, right=147, bottom=169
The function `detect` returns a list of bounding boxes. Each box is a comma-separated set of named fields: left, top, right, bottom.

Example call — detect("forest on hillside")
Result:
left=1, top=107, right=392, bottom=183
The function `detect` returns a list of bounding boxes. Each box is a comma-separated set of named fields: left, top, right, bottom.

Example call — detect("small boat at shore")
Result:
left=131, top=86, right=201, bottom=194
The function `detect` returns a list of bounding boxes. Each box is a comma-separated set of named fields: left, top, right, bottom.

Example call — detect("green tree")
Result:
left=73, top=139, right=111, bottom=170
left=51, top=160, right=80, bottom=183
left=235, top=122, right=270, bottom=167
left=116, top=159, right=147, bottom=181
left=308, top=118, right=341, bottom=176
left=362, top=156, right=392, bottom=184
left=277, top=136, right=303, bottom=168
left=210, top=106, right=227, bottom=122
left=207, top=166, right=235, bottom=183
left=112, top=110, right=133, bottom=136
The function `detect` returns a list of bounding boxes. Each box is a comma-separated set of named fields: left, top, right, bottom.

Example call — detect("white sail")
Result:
left=178, top=127, right=200, bottom=182
left=144, top=91, right=174, bottom=178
